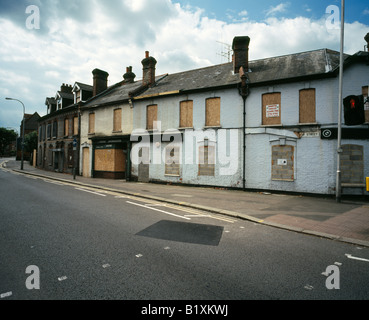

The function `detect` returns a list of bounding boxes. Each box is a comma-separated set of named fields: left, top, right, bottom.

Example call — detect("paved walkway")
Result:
left=2, top=158, right=369, bottom=248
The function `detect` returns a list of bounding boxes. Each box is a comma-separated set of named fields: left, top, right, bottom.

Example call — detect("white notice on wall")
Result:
left=266, top=104, right=280, bottom=118
left=277, top=159, right=288, bottom=166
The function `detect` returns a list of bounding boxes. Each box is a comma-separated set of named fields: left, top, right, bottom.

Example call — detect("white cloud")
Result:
left=265, top=3, right=289, bottom=17
left=1, top=0, right=369, bottom=130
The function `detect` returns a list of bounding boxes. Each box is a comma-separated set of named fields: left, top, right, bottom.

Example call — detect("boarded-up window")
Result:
left=206, top=98, right=221, bottom=127
left=73, top=117, right=78, bottom=135
left=341, top=144, right=364, bottom=185
left=272, top=145, right=294, bottom=181
left=180, top=100, right=193, bottom=128
left=262, top=93, right=281, bottom=125
left=95, top=148, right=126, bottom=172
left=147, top=105, right=158, bottom=130
left=299, top=89, right=316, bottom=124
left=89, top=113, right=95, bottom=134
left=64, top=118, right=69, bottom=137
left=165, top=146, right=180, bottom=176
left=113, top=108, right=122, bottom=132
left=198, top=145, right=215, bottom=176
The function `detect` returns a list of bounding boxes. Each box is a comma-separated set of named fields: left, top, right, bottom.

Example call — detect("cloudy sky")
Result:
left=1, top=0, right=368, bottom=132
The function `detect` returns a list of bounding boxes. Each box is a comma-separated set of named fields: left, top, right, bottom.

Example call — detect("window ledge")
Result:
left=298, top=122, right=319, bottom=126
left=261, top=124, right=283, bottom=127
left=204, top=125, right=222, bottom=129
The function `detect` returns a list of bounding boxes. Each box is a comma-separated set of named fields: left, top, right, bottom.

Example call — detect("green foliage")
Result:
left=24, top=131, right=38, bottom=153
left=0, top=128, right=18, bottom=155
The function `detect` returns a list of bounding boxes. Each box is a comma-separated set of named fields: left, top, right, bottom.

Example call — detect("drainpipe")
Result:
left=238, top=68, right=250, bottom=191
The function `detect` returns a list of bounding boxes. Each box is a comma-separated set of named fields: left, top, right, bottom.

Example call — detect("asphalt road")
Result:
left=1, top=166, right=369, bottom=303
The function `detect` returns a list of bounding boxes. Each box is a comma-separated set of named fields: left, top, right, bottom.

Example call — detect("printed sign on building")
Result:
left=266, top=104, right=280, bottom=118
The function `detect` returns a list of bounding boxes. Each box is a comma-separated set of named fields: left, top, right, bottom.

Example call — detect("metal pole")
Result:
left=6, top=98, right=25, bottom=170
left=336, top=0, right=345, bottom=203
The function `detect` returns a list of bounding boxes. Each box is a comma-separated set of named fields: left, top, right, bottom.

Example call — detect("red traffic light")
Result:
left=343, top=95, right=365, bottom=126
left=350, top=98, right=356, bottom=109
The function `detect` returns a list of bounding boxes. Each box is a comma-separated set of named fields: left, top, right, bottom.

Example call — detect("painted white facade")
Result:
left=130, top=88, right=244, bottom=187
left=79, top=102, right=132, bottom=177
left=245, top=62, right=369, bottom=195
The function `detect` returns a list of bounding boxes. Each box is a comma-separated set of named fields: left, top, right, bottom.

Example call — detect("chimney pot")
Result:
left=123, top=66, right=136, bottom=83
left=145, top=51, right=149, bottom=58
left=232, top=36, right=250, bottom=74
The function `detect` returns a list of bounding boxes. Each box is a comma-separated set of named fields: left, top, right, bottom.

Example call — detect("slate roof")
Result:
left=82, top=48, right=364, bottom=107
left=83, top=75, right=168, bottom=108
left=74, top=82, right=93, bottom=92
left=135, top=48, right=346, bottom=98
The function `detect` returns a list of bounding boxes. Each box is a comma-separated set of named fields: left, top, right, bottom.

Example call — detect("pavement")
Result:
left=2, top=158, right=369, bottom=248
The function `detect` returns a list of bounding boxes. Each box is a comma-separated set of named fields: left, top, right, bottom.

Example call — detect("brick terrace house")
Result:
left=41, top=34, right=369, bottom=196
left=37, top=83, right=92, bottom=174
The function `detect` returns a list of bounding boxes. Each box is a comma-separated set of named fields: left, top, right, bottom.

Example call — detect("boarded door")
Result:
left=83, top=147, right=90, bottom=178
left=138, top=147, right=150, bottom=182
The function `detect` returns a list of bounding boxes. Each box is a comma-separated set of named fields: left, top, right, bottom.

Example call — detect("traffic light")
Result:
left=343, top=95, right=365, bottom=126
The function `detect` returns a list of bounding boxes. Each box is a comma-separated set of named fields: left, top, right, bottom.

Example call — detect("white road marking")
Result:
left=58, top=276, right=68, bottom=281
left=43, top=179, right=65, bottom=185
left=136, top=254, right=143, bottom=258
left=102, top=264, right=111, bottom=269
left=0, top=292, right=12, bottom=299
left=75, top=188, right=107, bottom=197
left=184, top=214, right=211, bottom=218
left=126, top=201, right=191, bottom=220
left=345, top=254, right=369, bottom=262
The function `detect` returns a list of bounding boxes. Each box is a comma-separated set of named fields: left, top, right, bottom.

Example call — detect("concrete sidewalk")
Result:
left=2, top=158, right=369, bottom=248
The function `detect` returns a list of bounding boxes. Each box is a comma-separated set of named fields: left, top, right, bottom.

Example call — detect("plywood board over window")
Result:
left=198, top=145, right=215, bottom=176
left=89, top=113, right=95, bottom=134
left=64, top=118, right=69, bottom=137
left=165, top=146, right=180, bottom=176
left=180, top=100, right=193, bottom=128
left=262, top=93, right=281, bottom=125
left=113, top=108, right=122, bottom=132
left=206, top=98, right=220, bottom=127
left=147, top=105, right=158, bottom=130
left=299, top=89, right=316, bottom=124
left=73, top=117, right=78, bottom=135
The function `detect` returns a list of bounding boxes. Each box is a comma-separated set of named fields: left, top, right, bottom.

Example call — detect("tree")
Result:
left=24, top=131, right=38, bottom=153
left=0, top=128, right=18, bottom=156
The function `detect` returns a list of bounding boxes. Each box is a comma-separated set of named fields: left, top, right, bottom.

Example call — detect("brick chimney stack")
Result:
left=123, top=66, right=136, bottom=83
left=365, top=33, right=369, bottom=51
left=60, top=83, right=72, bottom=93
left=92, top=68, right=109, bottom=96
left=232, top=36, right=250, bottom=74
left=141, top=51, right=157, bottom=87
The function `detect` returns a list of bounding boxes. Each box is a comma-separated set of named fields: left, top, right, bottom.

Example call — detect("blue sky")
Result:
left=177, top=0, right=369, bottom=24
left=0, top=0, right=368, bottom=132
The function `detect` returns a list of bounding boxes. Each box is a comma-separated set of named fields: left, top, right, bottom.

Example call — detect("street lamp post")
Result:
left=5, top=98, right=26, bottom=170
